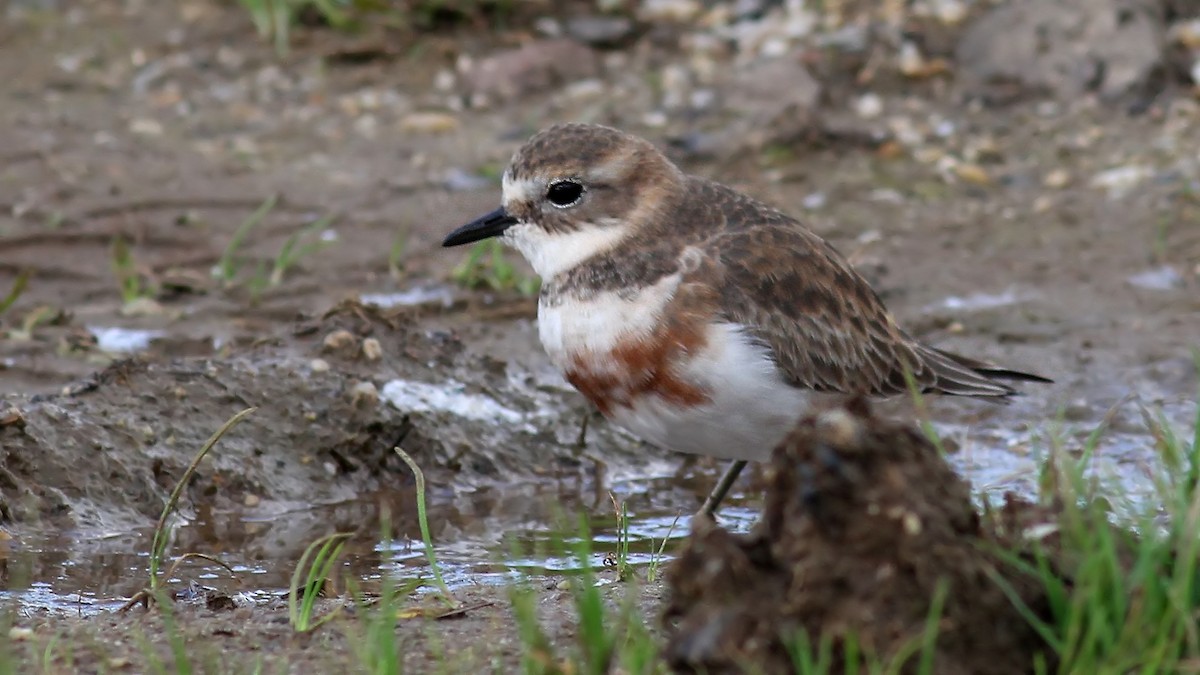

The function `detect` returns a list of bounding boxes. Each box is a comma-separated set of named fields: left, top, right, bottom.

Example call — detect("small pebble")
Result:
left=815, top=408, right=859, bottom=448
left=322, top=329, right=356, bottom=353
left=534, top=17, right=562, bottom=37
left=361, top=337, right=383, bottom=361
left=954, top=163, right=991, bottom=186
left=897, top=42, right=927, bottom=77
left=129, top=118, right=164, bottom=136
left=854, top=93, right=883, bottom=119
left=120, top=297, right=166, bottom=317
left=1169, top=19, right=1200, bottom=48
left=639, top=0, right=701, bottom=22
left=966, top=137, right=1003, bottom=163
left=802, top=192, right=827, bottom=210
left=1042, top=169, right=1071, bottom=188
left=1089, top=165, right=1153, bottom=198
left=1063, top=399, right=1091, bottom=421
left=642, top=111, right=668, bottom=127
left=689, top=88, right=716, bottom=110
left=930, top=0, right=967, bottom=24
left=564, top=15, right=634, bottom=47
left=562, top=79, right=606, bottom=101
left=0, top=407, right=25, bottom=426
left=309, top=358, right=331, bottom=373
left=399, top=112, right=459, bottom=134
left=433, top=70, right=456, bottom=92
left=349, top=381, right=380, bottom=408
left=902, top=512, right=922, bottom=535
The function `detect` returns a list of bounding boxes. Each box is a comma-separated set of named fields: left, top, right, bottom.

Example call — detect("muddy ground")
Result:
left=1, top=0, right=1199, bottom=672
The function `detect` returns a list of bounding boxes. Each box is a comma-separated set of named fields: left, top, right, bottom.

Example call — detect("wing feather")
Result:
left=685, top=181, right=1049, bottom=398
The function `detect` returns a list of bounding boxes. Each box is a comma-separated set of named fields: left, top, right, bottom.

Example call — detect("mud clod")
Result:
left=663, top=398, right=1053, bottom=674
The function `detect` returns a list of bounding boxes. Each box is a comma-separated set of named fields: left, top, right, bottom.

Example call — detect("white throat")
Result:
left=502, top=220, right=628, bottom=279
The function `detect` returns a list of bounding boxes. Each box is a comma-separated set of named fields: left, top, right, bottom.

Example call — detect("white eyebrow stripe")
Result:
left=586, top=152, right=635, bottom=185
left=502, top=173, right=540, bottom=206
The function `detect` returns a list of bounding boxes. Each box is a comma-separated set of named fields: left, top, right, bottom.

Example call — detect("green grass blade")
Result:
left=217, top=195, right=277, bottom=284
left=0, top=269, right=31, bottom=317
left=288, top=532, right=350, bottom=632
left=149, top=407, right=256, bottom=589
left=393, top=446, right=456, bottom=606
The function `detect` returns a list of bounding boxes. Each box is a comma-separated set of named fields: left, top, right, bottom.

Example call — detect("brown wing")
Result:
left=692, top=191, right=1049, bottom=397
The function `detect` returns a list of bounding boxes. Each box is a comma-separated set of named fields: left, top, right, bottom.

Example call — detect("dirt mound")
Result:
left=662, top=398, right=1054, bottom=674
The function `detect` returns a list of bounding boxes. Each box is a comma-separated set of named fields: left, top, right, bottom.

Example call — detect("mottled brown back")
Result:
left=681, top=178, right=1048, bottom=397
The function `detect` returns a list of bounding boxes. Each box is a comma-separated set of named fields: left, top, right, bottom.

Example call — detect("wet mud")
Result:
left=0, top=301, right=654, bottom=532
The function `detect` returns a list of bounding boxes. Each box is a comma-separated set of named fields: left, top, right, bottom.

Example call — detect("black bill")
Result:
left=442, top=207, right=518, bottom=247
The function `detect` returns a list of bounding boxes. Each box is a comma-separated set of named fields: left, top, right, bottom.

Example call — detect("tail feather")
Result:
left=916, top=346, right=1052, bottom=399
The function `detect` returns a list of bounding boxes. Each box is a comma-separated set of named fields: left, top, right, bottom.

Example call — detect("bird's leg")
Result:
left=698, top=460, right=748, bottom=517
left=571, top=410, right=590, bottom=446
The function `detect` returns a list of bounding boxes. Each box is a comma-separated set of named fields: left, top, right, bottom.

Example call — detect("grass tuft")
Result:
left=992, top=383, right=1200, bottom=673
left=215, top=195, right=277, bottom=287
left=0, top=269, right=31, bottom=318
left=346, top=508, right=418, bottom=675
left=607, top=494, right=634, bottom=582
left=646, top=515, right=680, bottom=584
left=388, top=230, right=408, bottom=281
left=269, top=213, right=336, bottom=286
left=509, top=512, right=663, bottom=675
left=213, top=195, right=337, bottom=301
left=111, top=236, right=152, bottom=304
left=450, top=240, right=539, bottom=296
left=238, top=0, right=353, bottom=55
left=288, top=531, right=352, bottom=632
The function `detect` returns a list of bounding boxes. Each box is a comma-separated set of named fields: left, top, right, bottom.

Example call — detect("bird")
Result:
left=442, top=123, right=1051, bottom=517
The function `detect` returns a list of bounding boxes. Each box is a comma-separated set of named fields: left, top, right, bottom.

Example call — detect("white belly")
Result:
left=607, top=322, right=809, bottom=461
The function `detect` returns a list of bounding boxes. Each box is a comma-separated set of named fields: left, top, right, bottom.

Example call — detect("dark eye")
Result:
left=546, top=180, right=584, bottom=208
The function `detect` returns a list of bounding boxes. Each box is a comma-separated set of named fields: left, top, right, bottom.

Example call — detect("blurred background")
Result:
left=1, top=0, right=1198, bottom=396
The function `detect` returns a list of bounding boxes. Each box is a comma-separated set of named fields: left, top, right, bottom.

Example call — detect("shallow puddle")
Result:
left=0, top=468, right=759, bottom=617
